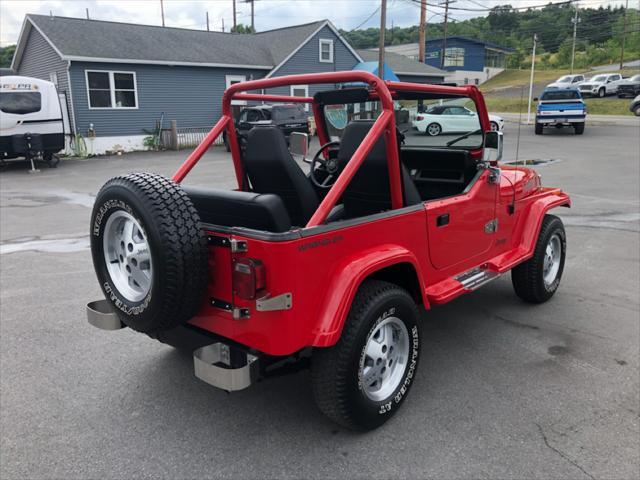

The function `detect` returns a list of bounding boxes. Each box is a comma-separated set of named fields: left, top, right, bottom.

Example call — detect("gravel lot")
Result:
left=1, top=121, right=639, bottom=479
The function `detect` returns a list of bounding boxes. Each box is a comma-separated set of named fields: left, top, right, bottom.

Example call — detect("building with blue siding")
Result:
left=386, top=36, right=513, bottom=86
left=11, top=14, right=444, bottom=154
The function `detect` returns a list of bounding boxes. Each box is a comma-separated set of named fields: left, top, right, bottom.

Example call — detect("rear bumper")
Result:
left=536, top=116, right=585, bottom=124
left=86, top=300, right=262, bottom=391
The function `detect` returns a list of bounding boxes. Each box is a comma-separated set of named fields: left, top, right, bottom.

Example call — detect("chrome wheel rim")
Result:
left=360, top=317, right=410, bottom=402
left=427, top=123, right=440, bottom=136
left=543, top=233, right=561, bottom=287
left=103, top=210, right=153, bottom=302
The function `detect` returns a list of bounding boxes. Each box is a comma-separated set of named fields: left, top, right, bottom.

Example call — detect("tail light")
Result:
left=233, top=258, right=266, bottom=300
left=416, top=115, right=424, bottom=121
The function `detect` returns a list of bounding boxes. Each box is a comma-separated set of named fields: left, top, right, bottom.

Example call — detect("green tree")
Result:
left=230, top=23, right=255, bottom=34
left=0, top=45, right=16, bottom=68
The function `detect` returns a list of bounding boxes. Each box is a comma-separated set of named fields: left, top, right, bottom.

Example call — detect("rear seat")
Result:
left=182, top=185, right=292, bottom=233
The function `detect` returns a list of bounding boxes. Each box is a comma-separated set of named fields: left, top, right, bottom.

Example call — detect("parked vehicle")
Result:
left=87, top=72, right=570, bottom=431
left=546, top=74, right=585, bottom=90
left=617, top=74, right=640, bottom=98
left=223, top=104, right=309, bottom=151
left=579, top=73, right=623, bottom=97
left=630, top=95, right=640, bottom=116
left=0, top=75, right=63, bottom=167
left=412, top=104, right=504, bottom=135
left=535, top=88, right=586, bottom=135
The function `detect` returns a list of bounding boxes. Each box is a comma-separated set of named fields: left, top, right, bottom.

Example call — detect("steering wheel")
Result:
left=310, top=140, right=341, bottom=189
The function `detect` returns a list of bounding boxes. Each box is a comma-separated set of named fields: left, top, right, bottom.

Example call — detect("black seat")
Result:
left=337, top=121, right=421, bottom=218
left=182, top=186, right=291, bottom=232
left=243, top=126, right=319, bottom=226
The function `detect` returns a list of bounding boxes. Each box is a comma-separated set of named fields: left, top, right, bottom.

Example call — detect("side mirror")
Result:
left=483, top=130, right=503, bottom=162
left=289, top=132, right=309, bottom=160
left=533, top=97, right=539, bottom=102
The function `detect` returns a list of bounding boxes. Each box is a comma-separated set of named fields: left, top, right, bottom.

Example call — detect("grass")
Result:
left=484, top=96, right=634, bottom=116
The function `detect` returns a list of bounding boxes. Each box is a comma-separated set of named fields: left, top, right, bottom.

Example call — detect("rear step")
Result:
left=193, top=343, right=260, bottom=392
left=425, top=265, right=501, bottom=305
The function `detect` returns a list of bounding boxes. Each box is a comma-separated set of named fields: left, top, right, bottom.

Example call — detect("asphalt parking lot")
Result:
left=1, top=121, right=639, bottom=479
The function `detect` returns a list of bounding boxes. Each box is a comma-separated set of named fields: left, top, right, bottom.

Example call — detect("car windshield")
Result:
left=557, top=76, right=572, bottom=83
left=541, top=90, right=581, bottom=100
left=321, top=93, right=482, bottom=149
left=592, top=75, right=607, bottom=82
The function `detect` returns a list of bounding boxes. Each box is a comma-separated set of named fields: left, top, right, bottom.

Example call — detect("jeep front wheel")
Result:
left=90, top=172, right=208, bottom=333
left=512, top=214, right=566, bottom=303
left=311, top=280, right=421, bottom=430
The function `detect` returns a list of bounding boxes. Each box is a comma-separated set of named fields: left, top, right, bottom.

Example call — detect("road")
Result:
left=1, top=122, right=639, bottom=479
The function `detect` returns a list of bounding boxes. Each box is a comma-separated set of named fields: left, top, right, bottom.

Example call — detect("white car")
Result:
left=579, top=73, right=624, bottom=97
left=546, top=74, right=585, bottom=89
left=412, top=105, right=503, bottom=136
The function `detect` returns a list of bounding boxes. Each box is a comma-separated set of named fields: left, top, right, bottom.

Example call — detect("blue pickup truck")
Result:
left=535, top=88, right=586, bottom=135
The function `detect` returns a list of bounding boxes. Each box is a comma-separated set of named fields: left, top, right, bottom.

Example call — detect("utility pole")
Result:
left=206, top=11, right=210, bottom=31
left=620, top=0, right=629, bottom=69
left=527, top=33, right=538, bottom=124
left=418, top=0, right=427, bottom=63
left=250, top=0, right=255, bottom=32
left=160, top=0, right=165, bottom=27
left=233, top=0, right=237, bottom=31
left=85, top=8, right=90, bottom=19
left=440, top=0, right=455, bottom=70
left=570, top=6, right=580, bottom=74
left=378, top=0, right=387, bottom=80
left=222, top=18, right=225, bottom=32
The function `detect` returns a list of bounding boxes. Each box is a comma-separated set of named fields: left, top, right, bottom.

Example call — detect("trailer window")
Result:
left=0, top=91, right=41, bottom=114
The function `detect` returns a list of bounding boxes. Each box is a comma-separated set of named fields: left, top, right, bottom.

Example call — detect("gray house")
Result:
left=11, top=14, right=442, bottom=153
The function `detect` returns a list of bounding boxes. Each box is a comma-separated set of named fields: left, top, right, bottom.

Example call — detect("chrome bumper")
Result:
left=87, top=299, right=260, bottom=392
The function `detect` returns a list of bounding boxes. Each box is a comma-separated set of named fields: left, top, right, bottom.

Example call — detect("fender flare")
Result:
left=310, top=244, right=427, bottom=348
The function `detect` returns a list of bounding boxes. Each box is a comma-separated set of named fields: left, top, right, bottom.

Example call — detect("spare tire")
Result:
left=90, top=172, right=208, bottom=333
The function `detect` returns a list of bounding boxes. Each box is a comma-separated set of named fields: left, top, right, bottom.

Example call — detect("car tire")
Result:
left=311, top=280, right=421, bottom=431
left=426, top=123, right=441, bottom=136
left=490, top=121, right=499, bottom=132
left=598, top=87, right=605, bottom=98
left=634, top=105, right=640, bottom=117
left=535, top=123, right=543, bottom=135
left=43, top=152, right=60, bottom=168
left=574, top=122, right=585, bottom=135
left=90, top=172, right=208, bottom=334
left=512, top=214, right=566, bottom=304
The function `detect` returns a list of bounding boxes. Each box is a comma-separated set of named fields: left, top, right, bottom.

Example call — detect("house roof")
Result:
left=13, top=15, right=361, bottom=71
left=425, top=36, right=515, bottom=53
left=356, top=49, right=446, bottom=77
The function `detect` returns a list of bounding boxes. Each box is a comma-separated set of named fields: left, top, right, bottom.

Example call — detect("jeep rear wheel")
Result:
left=311, top=280, right=421, bottom=431
left=90, top=172, right=208, bottom=333
left=512, top=214, right=566, bottom=303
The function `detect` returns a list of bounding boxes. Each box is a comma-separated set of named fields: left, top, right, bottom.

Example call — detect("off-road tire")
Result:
left=90, top=172, right=208, bottom=333
left=574, top=122, right=585, bottom=135
left=311, top=280, right=421, bottom=431
left=535, top=123, right=543, bottom=135
left=512, top=214, right=566, bottom=303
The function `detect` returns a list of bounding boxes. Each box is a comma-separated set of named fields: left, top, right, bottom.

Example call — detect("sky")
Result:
left=0, top=0, right=627, bottom=47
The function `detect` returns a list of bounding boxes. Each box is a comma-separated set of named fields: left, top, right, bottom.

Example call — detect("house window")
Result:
left=49, top=72, right=58, bottom=88
left=226, top=75, right=247, bottom=105
left=444, top=47, right=464, bottom=67
left=290, top=85, right=309, bottom=111
left=319, top=39, right=334, bottom=63
left=86, top=71, right=137, bottom=109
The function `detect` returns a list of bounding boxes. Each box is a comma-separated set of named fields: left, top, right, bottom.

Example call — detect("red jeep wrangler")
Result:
left=88, top=71, right=570, bottom=431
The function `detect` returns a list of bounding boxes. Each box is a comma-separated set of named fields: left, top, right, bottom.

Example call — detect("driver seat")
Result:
left=337, top=120, right=421, bottom=218
left=243, top=126, right=319, bottom=227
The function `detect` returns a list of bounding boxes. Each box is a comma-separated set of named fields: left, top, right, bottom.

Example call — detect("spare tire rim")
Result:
left=360, top=317, right=410, bottom=402
left=103, top=210, right=153, bottom=302
left=543, top=233, right=561, bottom=287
